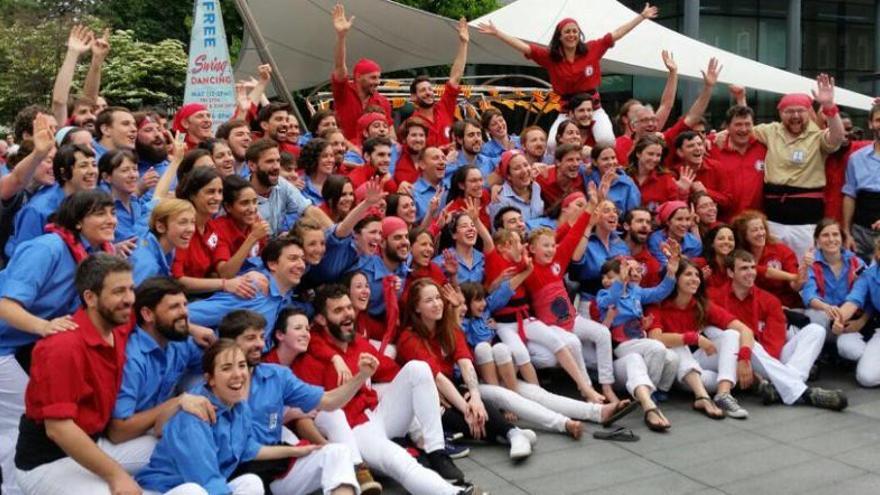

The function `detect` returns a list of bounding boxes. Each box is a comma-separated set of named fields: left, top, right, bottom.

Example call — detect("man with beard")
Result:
left=218, top=309, right=381, bottom=495
left=298, top=285, right=475, bottom=494
left=246, top=139, right=326, bottom=235
left=446, top=119, right=492, bottom=183
left=347, top=137, right=398, bottom=193
left=171, top=103, right=214, bottom=150
left=108, top=276, right=215, bottom=446
left=188, top=236, right=313, bottom=343
left=14, top=255, right=152, bottom=494
left=133, top=112, right=167, bottom=197
left=254, top=102, right=299, bottom=156
left=330, top=4, right=392, bottom=141
left=216, top=118, right=254, bottom=178
left=708, top=105, right=767, bottom=219
left=750, top=75, right=845, bottom=259
left=393, top=119, right=429, bottom=185
left=348, top=216, right=410, bottom=322
left=672, top=131, right=733, bottom=218
left=408, top=18, right=469, bottom=148
left=622, top=207, right=662, bottom=288
left=343, top=112, right=398, bottom=167
left=93, top=106, right=137, bottom=160
left=843, top=103, right=880, bottom=261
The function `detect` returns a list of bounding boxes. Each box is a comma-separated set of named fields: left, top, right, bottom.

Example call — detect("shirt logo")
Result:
left=755, top=160, right=765, bottom=172
left=249, top=243, right=259, bottom=258
left=584, top=65, right=594, bottom=77
left=207, top=232, right=218, bottom=249
left=791, top=150, right=806, bottom=164
left=767, top=259, right=782, bottom=270
left=268, top=412, right=278, bottom=431
left=551, top=262, right=561, bottom=276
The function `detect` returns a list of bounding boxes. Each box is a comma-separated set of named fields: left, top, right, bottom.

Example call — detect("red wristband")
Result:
left=821, top=105, right=839, bottom=117
left=683, top=331, right=699, bottom=346
left=737, top=346, right=752, bottom=362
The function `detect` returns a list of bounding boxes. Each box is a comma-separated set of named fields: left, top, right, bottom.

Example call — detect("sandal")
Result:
left=643, top=408, right=670, bottom=432
left=601, top=399, right=639, bottom=427
left=593, top=426, right=640, bottom=442
left=692, top=396, right=725, bottom=420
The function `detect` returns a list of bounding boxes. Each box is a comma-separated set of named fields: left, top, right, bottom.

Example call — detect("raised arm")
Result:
left=683, top=57, right=722, bottom=128
left=611, top=3, right=658, bottom=42
left=729, top=84, right=747, bottom=107
left=655, top=50, right=679, bottom=129
left=476, top=20, right=530, bottom=56
left=249, top=65, right=272, bottom=108
left=813, top=73, right=846, bottom=149
left=0, top=114, right=54, bottom=201
left=448, top=18, right=470, bottom=87
left=52, top=25, right=94, bottom=124
left=83, top=28, right=110, bottom=104
left=336, top=178, right=384, bottom=238
left=332, top=3, right=353, bottom=80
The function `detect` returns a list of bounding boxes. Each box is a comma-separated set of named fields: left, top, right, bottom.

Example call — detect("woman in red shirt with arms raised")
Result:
left=478, top=3, right=658, bottom=148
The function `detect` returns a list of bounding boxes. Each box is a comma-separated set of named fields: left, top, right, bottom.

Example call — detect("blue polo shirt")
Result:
left=462, top=280, right=513, bottom=348
left=303, top=226, right=358, bottom=287
left=100, top=184, right=152, bottom=242
left=487, top=182, right=545, bottom=225
left=136, top=386, right=263, bottom=495
left=6, top=184, right=66, bottom=258
left=432, top=249, right=485, bottom=284
left=570, top=231, right=631, bottom=284
left=481, top=135, right=521, bottom=163
left=588, top=170, right=641, bottom=215
left=130, top=232, right=175, bottom=286
left=412, top=177, right=445, bottom=223
left=445, top=152, right=496, bottom=185
left=845, top=262, right=880, bottom=312
left=301, top=175, right=324, bottom=206
left=801, top=249, right=865, bottom=307
left=138, top=159, right=170, bottom=202
left=248, top=363, right=323, bottom=445
left=113, top=328, right=203, bottom=419
left=647, top=230, right=702, bottom=266
left=0, top=233, right=81, bottom=356
left=843, top=145, right=880, bottom=198
left=596, top=276, right=676, bottom=327
left=348, top=254, right=409, bottom=318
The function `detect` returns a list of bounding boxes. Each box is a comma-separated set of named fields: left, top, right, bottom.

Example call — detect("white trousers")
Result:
left=146, top=475, right=264, bottom=495
left=495, top=319, right=587, bottom=377
left=613, top=339, right=679, bottom=395
left=573, top=316, right=615, bottom=385
left=672, top=327, right=740, bottom=392
left=0, top=355, right=27, bottom=495
left=750, top=324, right=825, bottom=404
left=473, top=342, right=513, bottom=366
left=16, top=435, right=156, bottom=495
left=546, top=108, right=616, bottom=157
left=838, top=328, right=880, bottom=387
left=314, top=409, right=363, bottom=465
left=767, top=221, right=815, bottom=261
left=352, top=361, right=458, bottom=495
left=270, top=443, right=357, bottom=495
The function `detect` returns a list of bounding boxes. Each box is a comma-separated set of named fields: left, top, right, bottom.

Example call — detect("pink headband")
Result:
left=777, top=93, right=813, bottom=111
left=556, top=17, right=580, bottom=33
left=381, top=216, right=408, bottom=238
left=657, top=200, right=688, bottom=225
left=562, top=191, right=586, bottom=209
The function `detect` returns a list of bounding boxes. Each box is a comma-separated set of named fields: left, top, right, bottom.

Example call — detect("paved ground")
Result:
left=376, top=366, right=880, bottom=495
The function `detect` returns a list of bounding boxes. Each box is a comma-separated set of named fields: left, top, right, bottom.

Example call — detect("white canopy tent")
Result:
left=233, top=0, right=874, bottom=109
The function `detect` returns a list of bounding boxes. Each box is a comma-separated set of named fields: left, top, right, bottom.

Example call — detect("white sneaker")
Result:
left=714, top=392, right=749, bottom=419
left=519, top=428, right=537, bottom=446
left=508, top=428, right=533, bottom=460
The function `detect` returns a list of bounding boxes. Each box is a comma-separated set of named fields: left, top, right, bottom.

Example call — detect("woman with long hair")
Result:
left=700, top=224, right=736, bottom=290
left=320, top=175, right=355, bottom=224
left=300, top=138, right=336, bottom=206
left=212, top=175, right=271, bottom=279
left=588, top=143, right=640, bottom=215
left=626, top=135, right=688, bottom=213
left=444, top=165, right=491, bottom=229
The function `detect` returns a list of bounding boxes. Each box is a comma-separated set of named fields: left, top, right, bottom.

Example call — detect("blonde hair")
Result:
left=528, top=227, right=555, bottom=245
left=150, top=199, right=195, bottom=235
left=493, top=227, right=519, bottom=246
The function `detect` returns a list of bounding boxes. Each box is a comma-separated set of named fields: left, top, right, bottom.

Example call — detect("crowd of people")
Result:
left=0, top=2, right=878, bottom=494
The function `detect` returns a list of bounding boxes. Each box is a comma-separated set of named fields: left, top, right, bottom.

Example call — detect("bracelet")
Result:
left=682, top=331, right=699, bottom=346
left=737, top=346, right=752, bottom=362
left=821, top=104, right=839, bottom=117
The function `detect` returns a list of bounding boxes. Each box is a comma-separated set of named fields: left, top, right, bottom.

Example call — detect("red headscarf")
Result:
left=172, top=103, right=208, bottom=133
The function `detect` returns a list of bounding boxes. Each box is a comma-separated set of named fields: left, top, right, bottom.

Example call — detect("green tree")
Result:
left=395, top=0, right=499, bottom=20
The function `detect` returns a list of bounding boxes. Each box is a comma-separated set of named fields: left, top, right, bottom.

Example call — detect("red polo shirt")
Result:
left=410, top=82, right=460, bottom=147
left=535, top=166, right=586, bottom=210
left=209, top=215, right=265, bottom=270
left=646, top=298, right=735, bottom=334
left=172, top=221, right=220, bottom=278
left=676, top=157, right=733, bottom=215
left=708, top=137, right=767, bottom=219
left=526, top=34, right=614, bottom=102
left=709, top=283, right=787, bottom=359
left=25, top=308, right=133, bottom=433
left=824, top=140, right=871, bottom=222
left=331, top=73, right=393, bottom=142
left=631, top=170, right=684, bottom=213
left=393, top=148, right=420, bottom=185
left=755, top=242, right=802, bottom=309
left=346, top=163, right=398, bottom=194
left=396, top=326, right=473, bottom=379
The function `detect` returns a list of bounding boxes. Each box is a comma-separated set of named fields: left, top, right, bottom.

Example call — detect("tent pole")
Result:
left=231, top=0, right=306, bottom=127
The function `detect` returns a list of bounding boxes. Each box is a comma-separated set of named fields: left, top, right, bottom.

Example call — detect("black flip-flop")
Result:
left=692, top=396, right=725, bottom=420
left=644, top=407, right=671, bottom=432
left=601, top=400, right=639, bottom=428
left=593, top=426, right=640, bottom=442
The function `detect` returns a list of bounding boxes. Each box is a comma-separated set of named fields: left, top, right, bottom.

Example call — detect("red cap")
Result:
left=497, top=149, right=524, bottom=179
left=381, top=216, right=408, bottom=238
left=555, top=17, right=580, bottom=33
left=657, top=200, right=688, bottom=225
left=777, top=93, right=813, bottom=111
left=562, top=191, right=586, bottom=209
left=353, top=58, right=382, bottom=79
left=172, top=103, right=208, bottom=133
left=357, top=112, right=386, bottom=137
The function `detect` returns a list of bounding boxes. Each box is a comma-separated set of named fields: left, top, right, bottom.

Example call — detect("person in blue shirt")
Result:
left=130, top=199, right=196, bottom=286
left=99, top=149, right=151, bottom=245
left=648, top=200, right=702, bottom=265
left=411, top=147, right=447, bottom=223
left=596, top=253, right=680, bottom=431
left=217, top=309, right=379, bottom=495
left=570, top=199, right=631, bottom=304
left=0, top=190, right=116, bottom=491
left=433, top=212, right=491, bottom=284
left=480, top=108, right=520, bottom=166
left=447, top=119, right=495, bottom=182
left=108, top=276, right=215, bottom=447
left=487, top=150, right=546, bottom=228
left=348, top=216, right=410, bottom=319
left=137, top=339, right=359, bottom=495
left=6, top=143, right=98, bottom=258
left=842, top=125, right=880, bottom=261
left=133, top=111, right=169, bottom=200
left=188, top=236, right=311, bottom=342
left=299, top=138, right=335, bottom=206
left=588, top=145, right=641, bottom=216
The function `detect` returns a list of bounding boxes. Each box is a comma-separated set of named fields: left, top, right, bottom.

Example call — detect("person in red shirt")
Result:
left=477, top=4, right=659, bottom=147
left=444, top=166, right=491, bottom=230
left=330, top=5, right=392, bottom=142
left=672, top=131, right=733, bottom=216
left=622, top=207, right=664, bottom=288
left=171, top=103, right=213, bottom=150
left=212, top=175, right=271, bottom=279
left=708, top=250, right=847, bottom=409
left=692, top=191, right=722, bottom=239
left=536, top=142, right=587, bottom=212
left=626, top=135, right=687, bottom=214
left=394, top=119, right=429, bottom=185
left=708, top=105, right=767, bottom=219
left=646, top=259, right=752, bottom=419
left=700, top=224, right=736, bottom=290
left=347, top=137, right=398, bottom=195
left=300, top=284, right=471, bottom=493
left=407, top=18, right=469, bottom=148
left=15, top=255, right=144, bottom=494
left=732, top=210, right=807, bottom=309
left=397, top=278, right=536, bottom=460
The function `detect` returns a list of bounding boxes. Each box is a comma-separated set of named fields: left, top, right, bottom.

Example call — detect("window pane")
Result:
left=757, top=18, right=787, bottom=67
left=699, top=15, right=757, bottom=59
